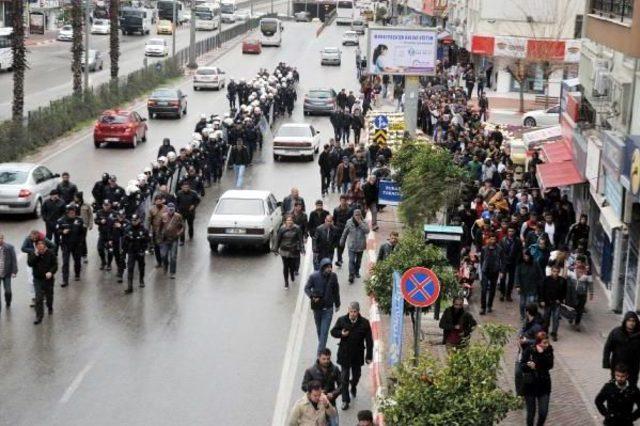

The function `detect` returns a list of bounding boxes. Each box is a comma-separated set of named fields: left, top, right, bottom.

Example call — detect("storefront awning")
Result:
left=536, top=161, right=585, bottom=189
left=541, top=139, right=573, bottom=163
left=471, top=35, right=495, bottom=56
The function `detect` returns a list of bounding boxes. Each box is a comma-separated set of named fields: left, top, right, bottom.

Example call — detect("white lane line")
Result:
left=271, top=242, right=313, bottom=426
left=59, top=360, right=96, bottom=404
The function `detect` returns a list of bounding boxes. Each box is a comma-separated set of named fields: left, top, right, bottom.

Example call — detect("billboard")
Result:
left=367, top=27, right=437, bottom=76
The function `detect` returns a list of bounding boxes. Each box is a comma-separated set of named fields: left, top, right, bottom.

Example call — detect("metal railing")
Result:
left=591, top=0, right=634, bottom=23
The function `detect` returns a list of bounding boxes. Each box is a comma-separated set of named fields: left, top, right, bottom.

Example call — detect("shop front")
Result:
left=621, top=135, right=640, bottom=312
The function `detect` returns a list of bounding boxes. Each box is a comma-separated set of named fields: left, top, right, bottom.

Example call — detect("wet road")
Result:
left=0, top=22, right=373, bottom=425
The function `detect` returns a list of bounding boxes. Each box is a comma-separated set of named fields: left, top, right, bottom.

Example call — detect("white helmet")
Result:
left=143, top=166, right=152, bottom=173
left=260, top=94, right=267, bottom=102
left=252, top=100, right=260, bottom=107
left=253, top=107, right=262, bottom=115
left=151, top=161, right=159, bottom=168
left=192, top=132, right=203, bottom=142
left=213, top=130, right=223, bottom=139
left=126, top=185, right=139, bottom=195
left=202, top=127, right=211, bottom=136
left=223, top=118, right=233, bottom=126
left=200, top=113, right=207, bottom=120
left=137, top=174, right=147, bottom=183
left=127, top=179, right=138, bottom=187
left=167, top=152, right=177, bottom=160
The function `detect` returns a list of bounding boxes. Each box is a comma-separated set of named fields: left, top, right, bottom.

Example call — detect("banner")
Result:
left=388, top=271, right=404, bottom=367
left=493, top=36, right=527, bottom=58
left=367, top=27, right=437, bottom=76
left=378, top=179, right=402, bottom=206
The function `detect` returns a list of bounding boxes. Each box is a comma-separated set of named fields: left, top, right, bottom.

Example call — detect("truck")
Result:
left=119, top=7, right=153, bottom=35
left=220, top=0, right=237, bottom=23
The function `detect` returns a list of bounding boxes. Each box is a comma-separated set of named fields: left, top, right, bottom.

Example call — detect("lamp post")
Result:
left=187, top=0, right=196, bottom=68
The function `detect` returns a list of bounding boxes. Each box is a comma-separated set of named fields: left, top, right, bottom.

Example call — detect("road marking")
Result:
left=271, top=242, right=312, bottom=426
left=59, top=360, right=96, bottom=404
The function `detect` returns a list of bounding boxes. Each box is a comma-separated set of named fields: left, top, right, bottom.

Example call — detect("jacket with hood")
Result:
left=304, top=258, right=340, bottom=311
left=603, top=312, right=640, bottom=377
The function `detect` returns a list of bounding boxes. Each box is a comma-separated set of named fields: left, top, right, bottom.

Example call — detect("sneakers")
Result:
left=170, top=274, right=176, bottom=279
left=335, top=261, right=343, bottom=268
left=348, top=275, right=354, bottom=284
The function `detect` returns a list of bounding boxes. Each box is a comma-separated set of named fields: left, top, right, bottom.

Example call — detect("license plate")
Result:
left=105, top=138, right=120, bottom=142
left=158, top=101, right=168, bottom=106
left=226, top=228, right=246, bottom=234
left=289, top=150, right=301, bottom=155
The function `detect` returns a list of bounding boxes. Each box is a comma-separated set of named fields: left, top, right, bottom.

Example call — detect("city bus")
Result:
left=194, top=3, right=221, bottom=30
left=0, top=27, right=13, bottom=73
left=157, top=0, right=185, bottom=23
left=259, top=18, right=283, bottom=47
left=335, top=0, right=355, bottom=25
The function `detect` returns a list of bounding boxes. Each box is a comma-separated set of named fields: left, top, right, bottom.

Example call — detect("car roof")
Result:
left=323, top=46, right=338, bottom=50
left=219, top=189, right=271, bottom=200
left=308, top=88, right=333, bottom=92
left=279, top=123, right=310, bottom=128
left=101, top=109, right=133, bottom=116
left=0, top=163, right=37, bottom=171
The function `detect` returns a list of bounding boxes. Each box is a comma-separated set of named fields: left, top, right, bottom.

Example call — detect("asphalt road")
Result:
left=0, top=21, right=374, bottom=426
left=0, top=0, right=288, bottom=120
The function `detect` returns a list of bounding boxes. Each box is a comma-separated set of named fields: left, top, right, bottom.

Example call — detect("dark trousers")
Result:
left=340, top=362, right=362, bottom=403
left=0, top=276, right=12, bottom=309
left=348, top=250, right=364, bottom=277
left=353, top=129, right=361, bottom=144
left=34, top=278, right=54, bottom=320
left=341, top=128, right=349, bottom=144
left=333, top=127, right=342, bottom=142
left=61, top=245, right=82, bottom=284
left=525, top=393, right=550, bottom=426
left=314, top=250, right=334, bottom=271
left=499, top=265, right=516, bottom=298
left=180, top=213, right=195, bottom=242
left=466, top=83, right=474, bottom=99
left=126, top=253, right=145, bottom=288
left=336, top=243, right=345, bottom=263
left=45, top=221, right=59, bottom=252
left=153, top=243, right=162, bottom=266
left=97, top=234, right=112, bottom=266
left=111, top=246, right=125, bottom=278
left=574, top=293, right=587, bottom=325
left=481, top=272, right=498, bottom=311
left=321, top=172, right=331, bottom=195
left=282, top=256, right=296, bottom=285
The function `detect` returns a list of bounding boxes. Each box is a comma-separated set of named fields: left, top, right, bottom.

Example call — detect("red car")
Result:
left=93, top=110, right=148, bottom=148
left=242, top=38, right=262, bottom=54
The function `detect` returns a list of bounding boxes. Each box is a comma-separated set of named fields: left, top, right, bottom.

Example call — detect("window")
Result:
left=0, top=170, right=29, bottom=185
left=215, top=198, right=265, bottom=215
left=591, top=0, right=634, bottom=23
left=277, top=126, right=312, bottom=138
left=39, top=167, right=54, bottom=181
left=574, top=14, right=583, bottom=38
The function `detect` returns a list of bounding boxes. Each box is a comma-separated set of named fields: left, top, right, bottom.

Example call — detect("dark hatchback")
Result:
left=303, top=88, right=337, bottom=116
left=147, top=88, right=188, bottom=119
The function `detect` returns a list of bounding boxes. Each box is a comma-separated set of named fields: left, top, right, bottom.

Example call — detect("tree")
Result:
left=70, top=0, right=83, bottom=96
left=109, top=0, right=120, bottom=79
left=365, top=228, right=458, bottom=314
left=392, top=140, right=468, bottom=228
left=10, top=0, right=26, bottom=122
left=380, top=323, right=521, bottom=425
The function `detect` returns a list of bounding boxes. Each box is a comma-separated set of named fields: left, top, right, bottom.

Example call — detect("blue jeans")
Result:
left=233, top=164, right=246, bottom=188
left=519, top=294, right=538, bottom=322
left=160, top=241, right=178, bottom=274
left=340, top=182, right=350, bottom=194
left=348, top=250, right=363, bottom=278
left=313, top=307, right=333, bottom=355
left=544, top=303, right=561, bottom=335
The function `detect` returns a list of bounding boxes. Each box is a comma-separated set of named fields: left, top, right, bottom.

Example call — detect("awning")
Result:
left=536, top=161, right=585, bottom=189
left=541, top=139, right=573, bottom=163
left=522, top=125, right=562, bottom=148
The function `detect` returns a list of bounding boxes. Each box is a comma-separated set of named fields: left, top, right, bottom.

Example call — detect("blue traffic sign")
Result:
left=373, top=114, right=389, bottom=129
left=400, top=267, right=441, bottom=308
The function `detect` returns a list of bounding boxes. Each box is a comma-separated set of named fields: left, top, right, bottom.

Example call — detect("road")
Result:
left=0, top=0, right=288, bottom=120
left=0, top=21, right=374, bottom=426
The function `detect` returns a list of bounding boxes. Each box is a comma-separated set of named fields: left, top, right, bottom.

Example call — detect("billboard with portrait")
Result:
left=367, top=27, right=437, bottom=76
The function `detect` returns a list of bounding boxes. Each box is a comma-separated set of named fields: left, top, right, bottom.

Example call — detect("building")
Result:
left=0, top=0, right=11, bottom=28
left=564, top=0, right=640, bottom=313
left=450, top=0, right=586, bottom=97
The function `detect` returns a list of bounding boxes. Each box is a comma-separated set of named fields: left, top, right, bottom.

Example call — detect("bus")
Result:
left=157, top=0, right=185, bottom=23
left=194, top=3, right=221, bottom=30
left=220, top=0, right=237, bottom=23
left=336, top=0, right=355, bottom=25
left=0, top=27, right=13, bottom=73
left=259, top=18, right=283, bottom=47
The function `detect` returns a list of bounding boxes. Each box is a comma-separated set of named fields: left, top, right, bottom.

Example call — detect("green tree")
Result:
left=10, top=0, right=26, bottom=122
left=392, top=140, right=468, bottom=228
left=109, top=0, right=120, bottom=79
left=375, top=6, right=387, bottom=23
left=365, top=228, right=458, bottom=314
left=70, top=0, right=83, bottom=96
left=381, top=323, right=521, bottom=425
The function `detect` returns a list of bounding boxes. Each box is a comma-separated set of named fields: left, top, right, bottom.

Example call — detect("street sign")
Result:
left=373, top=129, right=387, bottom=145
left=400, top=266, right=441, bottom=308
left=378, top=179, right=402, bottom=206
left=388, top=271, right=404, bottom=366
left=373, top=114, right=389, bottom=129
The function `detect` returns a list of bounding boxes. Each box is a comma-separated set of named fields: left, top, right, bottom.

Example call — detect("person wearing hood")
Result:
left=603, top=312, right=640, bottom=387
left=194, top=114, right=208, bottom=135
left=305, top=258, right=341, bottom=356
left=157, top=138, right=176, bottom=158
left=439, top=296, right=477, bottom=349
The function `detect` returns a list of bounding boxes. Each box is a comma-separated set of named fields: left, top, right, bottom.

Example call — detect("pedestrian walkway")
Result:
left=25, top=31, right=58, bottom=47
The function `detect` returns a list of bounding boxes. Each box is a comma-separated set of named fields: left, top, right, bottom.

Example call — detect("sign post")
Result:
left=400, top=266, right=441, bottom=363
left=388, top=271, right=404, bottom=366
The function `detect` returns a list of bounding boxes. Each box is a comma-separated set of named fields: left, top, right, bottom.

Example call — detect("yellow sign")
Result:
left=373, top=129, right=388, bottom=145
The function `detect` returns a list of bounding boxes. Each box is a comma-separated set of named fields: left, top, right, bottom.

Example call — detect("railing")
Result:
left=591, top=0, right=634, bottom=23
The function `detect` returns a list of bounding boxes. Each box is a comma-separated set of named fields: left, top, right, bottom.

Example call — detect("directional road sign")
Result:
left=373, top=114, right=389, bottom=129
left=400, top=267, right=441, bottom=308
left=373, top=129, right=387, bottom=145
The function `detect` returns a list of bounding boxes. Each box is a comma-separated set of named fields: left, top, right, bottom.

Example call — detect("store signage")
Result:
left=470, top=36, right=582, bottom=62
left=367, top=27, right=438, bottom=76
left=601, top=131, right=625, bottom=180
left=494, top=36, right=527, bottom=58
left=622, top=135, right=640, bottom=196
left=586, top=135, right=601, bottom=192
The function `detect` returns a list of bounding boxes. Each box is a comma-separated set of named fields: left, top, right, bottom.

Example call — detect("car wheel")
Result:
left=194, top=86, right=199, bottom=91
left=99, top=63, right=103, bottom=70
left=209, top=241, right=219, bottom=252
left=131, top=135, right=138, bottom=148
left=524, top=117, right=537, bottom=127
left=32, top=198, right=43, bottom=219
left=262, top=232, right=273, bottom=253
left=183, top=107, right=187, bottom=116
left=94, top=141, right=101, bottom=148
left=273, top=154, right=279, bottom=161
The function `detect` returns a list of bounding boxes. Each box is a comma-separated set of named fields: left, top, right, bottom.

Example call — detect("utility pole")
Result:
left=172, top=0, right=176, bottom=56
left=83, top=0, right=90, bottom=91
left=271, top=0, right=274, bottom=15
left=188, top=0, right=197, bottom=68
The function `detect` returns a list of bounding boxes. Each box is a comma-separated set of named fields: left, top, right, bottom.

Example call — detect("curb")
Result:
left=25, top=39, right=57, bottom=47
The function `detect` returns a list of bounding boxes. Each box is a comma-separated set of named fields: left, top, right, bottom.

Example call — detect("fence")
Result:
left=0, top=14, right=272, bottom=163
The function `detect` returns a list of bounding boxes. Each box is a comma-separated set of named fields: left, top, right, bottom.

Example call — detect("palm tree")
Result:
left=70, top=0, right=83, bottom=96
left=109, top=0, right=120, bottom=79
left=11, top=0, right=26, bottom=122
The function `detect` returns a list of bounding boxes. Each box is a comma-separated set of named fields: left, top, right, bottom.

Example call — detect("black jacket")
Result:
left=275, top=225, right=304, bottom=258
left=229, top=145, right=250, bottom=166
left=520, top=345, right=554, bottom=396
left=332, top=205, right=352, bottom=232
left=305, top=270, right=340, bottom=311
left=603, top=312, right=640, bottom=375
left=540, top=276, right=567, bottom=305
left=56, top=181, right=78, bottom=204
left=308, top=209, right=330, bottom=239
left=157, top=143, right=176, bottom=157
left=56, top=216, right=85, bottom=246
left=27, top=249, right=58, bottom=281
left=42, top=198, right=65, bottom=224
left=318, top=151, right=332, bottom=174
left=499, top=236, right=522, bottom=269
left=330, top=314, right=373, bottom=366
left=595, top=380, right=640, bottom=426
left=175, top=189, right=201, bottom=216
left=301, top=361, right=342, bottom=402
left=439, top=307, right=477, bottom=345
left=363, top=182, right=378, bottom=205
left=313, top=224, right=339, bottom=256
left=514, top=261, right=543, bottom=297
left=123, top=224, right=150, bottom=255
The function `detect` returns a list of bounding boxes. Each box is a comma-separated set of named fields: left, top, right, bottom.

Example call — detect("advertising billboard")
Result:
left=367, top=27, right=437, bottom=76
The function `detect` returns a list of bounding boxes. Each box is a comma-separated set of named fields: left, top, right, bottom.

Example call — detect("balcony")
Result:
left=591, top=0, right=634, bottom=24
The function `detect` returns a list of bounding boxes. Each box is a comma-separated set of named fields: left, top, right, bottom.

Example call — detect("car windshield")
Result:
left=324, top=48, right=339, bottom=53
left=94, top=19, right=107, bottom=25
left=278, top=126, right=312, bottom=137
left=215, top=198, right=265, bottom=215
left=62, top=26, right=72, bottom=31
left=353, top=20, right=364, bottom=25
left=308, top=90, right=332, bottom=99
left=0, top=170, right=29, bottom=185
left=152, top=89, right=177, bottom=98
left=148, top=39, right=164, bottom=45
left=345, top=32, right=357, bottom=37
left=197, top=68, right=218, bottom=75
left=100, top=114, right=129, bottom=124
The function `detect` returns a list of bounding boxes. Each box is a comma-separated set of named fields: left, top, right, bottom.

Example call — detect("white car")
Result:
left=523, top=105, right=560, bottom=127
left=0, top=163, right=60, bottom=217
left=91, top=19, right=110, bottom=34
left=207, top=190, right=282, bottom=252
left=144, top=38, right=169, bottom=56
left=273, top=123, right=320, bottom=161
left=57, top=25, right=73, bottom=41
left=342, top=30, right=359, bottom=46
left=183, top=12, right=191, bottom=22
left=193, top=66, right=226, bottom=90
left=320, top=47, right=341, bottom=65
left=234, top=10, right=251, bottom=21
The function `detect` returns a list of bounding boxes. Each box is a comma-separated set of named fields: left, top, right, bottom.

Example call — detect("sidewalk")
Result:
left=25, top=31, right=58, bottom=47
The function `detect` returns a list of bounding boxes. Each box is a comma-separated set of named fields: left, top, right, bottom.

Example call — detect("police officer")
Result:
left=91, top=173, right=110, bottom=209
left=56, top=204, right=85, bottom=287
left=94, top=200, right=115, bottom=270
left=227, top=78, right=237, bottom=109
left=104, top=175, right=125, bottom=209
left=123, top=214, right=150, bottom=293
left=111, top=210, right=129, bottom=283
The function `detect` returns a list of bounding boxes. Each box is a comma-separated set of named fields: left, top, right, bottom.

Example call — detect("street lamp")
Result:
left=188, top=0, right=196, bottom=68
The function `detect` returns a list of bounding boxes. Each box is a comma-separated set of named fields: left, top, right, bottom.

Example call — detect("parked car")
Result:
left=303, top=88, right=337, bottom=116
left=294, top=11, right=311, bottom=22
left=147, top=88, right=188, bottom=118
left=320, top=47, right=341, bottom=66
left=342, top=30, right=359, bottom=46
left=273, top=123, right=320, bottom=161
left=90, top=19, right=110, bottom=34
left=234, top=10, right=251, bottom=21
left=156, top=19, right=173, bottom=35
left=523, top=105, right=560, bottom=127
left=207, top=190, right=282, bottom=252
left=193, top=66, right=226, bottom=91
left=93, top=110, right=148, bottom=148
left=57, top=25, right=73, bottom=41
left=80, top=50, right=104, bottom=72
left=0, top=163, right=60, bottom=217
left=351, top=18, right=366, bottom=34
left=144, top=38, right=169, bottom=56
left=242, top=37, right=262, bottom=54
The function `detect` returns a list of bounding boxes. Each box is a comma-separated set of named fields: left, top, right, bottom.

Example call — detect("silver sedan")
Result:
left=0, top=163, right=60, bottom=217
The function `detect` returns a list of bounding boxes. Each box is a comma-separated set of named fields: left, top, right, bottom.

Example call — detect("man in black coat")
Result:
left=27, top=239, right=58, bottom=324
left=330, top=301, right=373, bottom=410
left=439, top=296, right=477, bottom=348
left=313, top=215, right=339, bottom=271
left=318, top=144, right=333, bottom=197
left=305, top=258, right=341, bottom=356
left=596, top=363, right=640, bottom=426
left=42, top=190, right=65, bottom=247
left=604, top=312, right=640, bottom=387
left=56, top=172, right=78, bottom=204
left=308, top=200, right=330, bottom=241
left=301, top=348, right=342, bottom=415
left=157, top=138, right=176, bottom=158
left=56, top=204, right=85, bottom=287
left=175, top=181, right=201, bottom=245
left=332, top=195, right=352, bottom=268
left=330, top=109, right=343, bottom=142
